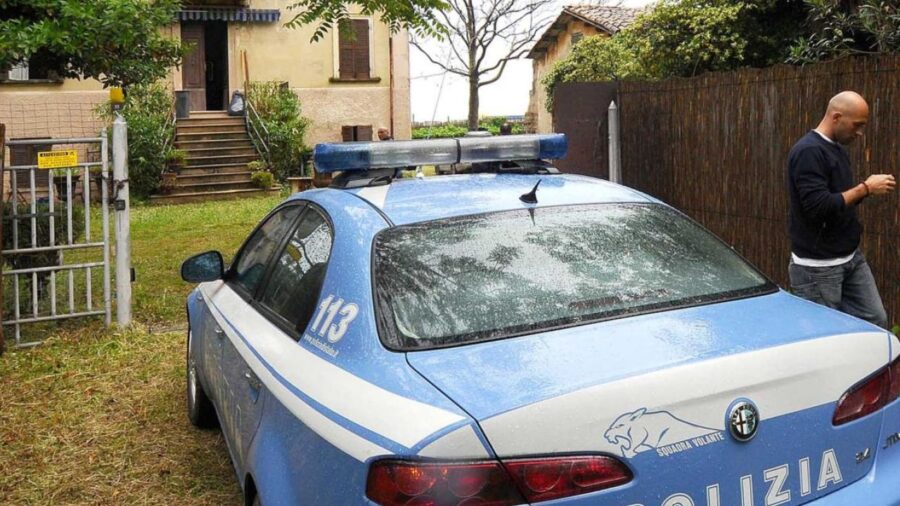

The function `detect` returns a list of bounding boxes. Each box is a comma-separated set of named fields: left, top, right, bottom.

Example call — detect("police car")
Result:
left=180, top=134, right=900, bottom=506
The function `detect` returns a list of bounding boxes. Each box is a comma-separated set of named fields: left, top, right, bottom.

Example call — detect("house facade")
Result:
left=0, top=0, right=411, bottom=161
left=525, top=5, right=640, bottom=134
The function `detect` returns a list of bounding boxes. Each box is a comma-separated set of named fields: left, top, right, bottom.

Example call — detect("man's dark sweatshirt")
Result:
left=788, top=131, right=862, bottom=259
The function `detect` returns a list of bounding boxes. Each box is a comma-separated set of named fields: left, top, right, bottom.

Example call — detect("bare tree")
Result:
left=412, top=0, right=555, bottom=130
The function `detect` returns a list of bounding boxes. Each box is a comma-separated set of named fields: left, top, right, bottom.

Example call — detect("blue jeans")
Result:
left=789, top=250, right=889, bottom=329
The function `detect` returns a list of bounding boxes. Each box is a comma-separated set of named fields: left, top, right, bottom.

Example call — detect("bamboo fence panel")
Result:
left=618, top=55, right=900, bottom=326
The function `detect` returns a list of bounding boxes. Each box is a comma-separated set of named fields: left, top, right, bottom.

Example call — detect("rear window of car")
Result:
left=373, top=203, right=775, bottom=350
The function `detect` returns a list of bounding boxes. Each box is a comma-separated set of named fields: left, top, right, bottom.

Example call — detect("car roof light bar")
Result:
left=314, top=134, right=567, bottom=173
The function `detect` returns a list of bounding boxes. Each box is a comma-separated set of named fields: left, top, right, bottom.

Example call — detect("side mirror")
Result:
left=181, top=251, right=224, bottom=283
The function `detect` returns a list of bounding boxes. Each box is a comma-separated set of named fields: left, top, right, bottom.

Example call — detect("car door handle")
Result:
left=244, top=370, right=261, bottom=391
left=214, top=326, right=224, bottom=339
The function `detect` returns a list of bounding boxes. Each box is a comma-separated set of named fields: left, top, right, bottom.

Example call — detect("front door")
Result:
left=181, top=23, right=206, bottom=111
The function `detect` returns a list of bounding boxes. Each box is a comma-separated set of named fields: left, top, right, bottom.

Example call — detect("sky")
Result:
left=409, top=0, right=656, bottom=123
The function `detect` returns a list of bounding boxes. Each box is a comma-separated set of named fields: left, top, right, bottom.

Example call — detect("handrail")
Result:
left=245, top=98, right=271, bottom=164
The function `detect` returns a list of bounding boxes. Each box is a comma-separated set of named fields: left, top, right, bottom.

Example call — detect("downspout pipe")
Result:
left=389, top=36, right=395, bottom=137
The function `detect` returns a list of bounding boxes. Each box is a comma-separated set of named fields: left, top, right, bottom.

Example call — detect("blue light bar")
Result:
left=314, top=134, right=567, bottom=173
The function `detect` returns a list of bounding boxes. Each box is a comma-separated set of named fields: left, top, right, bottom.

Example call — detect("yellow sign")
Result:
left=37, top=150, right=78, bottom=169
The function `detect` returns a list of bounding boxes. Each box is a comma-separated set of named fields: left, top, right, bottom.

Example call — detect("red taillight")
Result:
left=366, top=460, right=524, bottom=506
left=505, top=456, right=633, bottom=503
left=366, top=456, right=632, bottom=506
left=833, top=356, right=900, bottom=426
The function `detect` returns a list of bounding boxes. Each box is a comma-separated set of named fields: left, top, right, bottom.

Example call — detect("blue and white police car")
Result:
left=181, top=134, right=900, bottom=506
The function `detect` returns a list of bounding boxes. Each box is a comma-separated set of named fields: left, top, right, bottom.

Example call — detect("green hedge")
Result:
left=412, top=117, right=525, bottom=139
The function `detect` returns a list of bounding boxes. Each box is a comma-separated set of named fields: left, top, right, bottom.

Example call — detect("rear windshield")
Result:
left=374, top=203, right=774, bottom=350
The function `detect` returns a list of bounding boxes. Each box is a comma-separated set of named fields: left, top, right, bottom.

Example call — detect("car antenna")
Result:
left=519, top=179, right=541, bottom=204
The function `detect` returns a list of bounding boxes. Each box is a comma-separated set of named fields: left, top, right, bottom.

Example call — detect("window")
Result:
left=337, top=18, right=371, bottom=80
left=1, top=50, right=62, bottom=83
left=374, top=204, right=774, bottom=350
left=259, top=207, right=333, bottom=333
left=571, top=32, right=584, bottom=45
left=341, top=125, right=373, bottom=141
left=228, top=205, right=304, bottom=297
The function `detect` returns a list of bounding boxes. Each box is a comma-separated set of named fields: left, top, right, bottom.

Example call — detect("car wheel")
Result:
left=187, top=327, right=218, bottom=428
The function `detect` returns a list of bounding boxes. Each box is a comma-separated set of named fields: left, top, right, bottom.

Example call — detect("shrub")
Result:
left=165, top=149, right=187, bottom=170
left=246, top=160, right=267, bottom=173
left=250, top=170, right=275, bottom=190
left=412, top=117, right=525, bottom=139
left=246, top=82, right=311, bottom=181
left=96, top=82, right=174, bottom=199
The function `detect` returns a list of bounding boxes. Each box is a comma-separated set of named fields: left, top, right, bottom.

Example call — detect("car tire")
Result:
left=187, top=327, right=218, bottom=428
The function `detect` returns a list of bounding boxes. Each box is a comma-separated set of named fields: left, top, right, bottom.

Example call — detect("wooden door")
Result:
left=181, top=24, right=206, bottom=111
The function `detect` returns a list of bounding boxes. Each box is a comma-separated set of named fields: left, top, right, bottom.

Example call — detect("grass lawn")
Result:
left=0, top=195, right=282, bottom=504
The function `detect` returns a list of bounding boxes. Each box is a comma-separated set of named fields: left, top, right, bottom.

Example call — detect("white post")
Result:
left=112, top=112, right=132, bottom=326
left=608, top=100, right=622, bottom=184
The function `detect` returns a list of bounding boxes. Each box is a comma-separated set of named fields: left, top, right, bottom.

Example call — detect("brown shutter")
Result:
left=338, top=20, right=353, bottom=79
left=353, top=20, right=370, bottom=79
left=338, top=19, right=370, bottom=80
left=357, top=125, right=373, bottom=141
left=341, top=126, right=355, bottom=141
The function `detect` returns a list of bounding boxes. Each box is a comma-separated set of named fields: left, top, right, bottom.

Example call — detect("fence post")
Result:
left=112, top=112, right=132, bottom=327
left=0, top=123, right=5, bottom=354
left=608, top=101, right=622, bottom=184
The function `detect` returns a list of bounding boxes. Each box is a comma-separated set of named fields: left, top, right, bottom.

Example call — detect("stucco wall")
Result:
left=527, top=21, right=605, bottom=133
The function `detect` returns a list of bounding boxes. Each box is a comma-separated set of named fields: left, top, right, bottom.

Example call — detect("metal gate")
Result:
left=1, top=135, right=111, bottom=348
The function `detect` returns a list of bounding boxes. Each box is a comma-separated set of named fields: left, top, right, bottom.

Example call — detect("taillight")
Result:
left=366, top=456, right=632, bottom=506
left=833, top=356, right=900, bottom=425
left=504, top=456, right=633, bottom=503
left=366, top=460, right=524, bottom=506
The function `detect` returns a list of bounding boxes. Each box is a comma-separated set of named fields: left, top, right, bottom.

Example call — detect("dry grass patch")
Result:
left=0, top=323, right=240, bottom=504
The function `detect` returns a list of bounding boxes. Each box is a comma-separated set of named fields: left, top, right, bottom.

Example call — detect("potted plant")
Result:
left=248, top=161, right=275, bottom=190
left=165, top=149, right=187, bottom=172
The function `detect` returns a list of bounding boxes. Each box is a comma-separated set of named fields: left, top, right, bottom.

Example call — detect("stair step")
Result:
left=185, top=154, right=258, bottom=167
left=171, top=181, right=258, bottom=194
left=176, top=171, right=254, bottom=183
left=178, top=165, right=253, bottom=176
left=178, top=116, right=243, bottom=124
left=150, top=187, right=281, bottom=205
left=181, top=146, right=258, bottom=157
left=177, top=122, right=248, bottom=129
left=176, top=133, right=249, bottom=143
left=175, top=138, right=253, bottom=147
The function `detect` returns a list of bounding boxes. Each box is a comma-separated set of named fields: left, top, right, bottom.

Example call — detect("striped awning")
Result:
left=177, top=8, right=281, bottom=23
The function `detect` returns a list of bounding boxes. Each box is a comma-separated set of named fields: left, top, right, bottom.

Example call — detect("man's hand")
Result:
left=864, top=174, right=896, bottom=195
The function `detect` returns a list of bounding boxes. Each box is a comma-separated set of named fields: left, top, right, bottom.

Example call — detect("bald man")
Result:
left=787, top=91, right=895, bottom=329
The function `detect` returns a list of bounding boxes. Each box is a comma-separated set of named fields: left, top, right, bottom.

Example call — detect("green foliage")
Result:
left=789, top=0, right=900, bottom=63
left=96, top=82, right=174, bottom=199
left=250, top=170, right=275, bottom=190
left=893, top=324, right=900, bottom=336
left=165, top=149, right=186, bottom=168
left=247, top=82, right=311, bottom=181
left=246, top=160, right=267, bottom=173
left=285, top=0, right=448, bottom=42
left=412, top=117, right=525, bottom=139
left=542, top=0, right=807, bottom=109
left=542, top=35, right=643, bottom=111
left=0, top=0, right=184, bottom=87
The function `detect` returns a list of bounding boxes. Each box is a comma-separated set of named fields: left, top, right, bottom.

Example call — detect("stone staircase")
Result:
left=150, top=111, right=280, bottom=205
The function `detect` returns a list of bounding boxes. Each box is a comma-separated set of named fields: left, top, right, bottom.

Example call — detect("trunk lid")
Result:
left=407, top=292, right=894, bottom=504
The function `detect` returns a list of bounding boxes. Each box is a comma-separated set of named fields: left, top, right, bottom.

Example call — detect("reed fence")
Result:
left=616, top=55, right=900, bottom=326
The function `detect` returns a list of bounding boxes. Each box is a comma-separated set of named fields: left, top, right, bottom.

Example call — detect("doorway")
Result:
left=181, top=22, right=229, bottom=111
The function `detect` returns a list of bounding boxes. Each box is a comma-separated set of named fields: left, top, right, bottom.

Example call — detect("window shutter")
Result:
left=342, top=126, right=355, bottom=142
left=353, top=20, right=370, bottom=79
left=338, top=20, right=354, bottom=79
left=357, top=125, right=373, bottom=141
